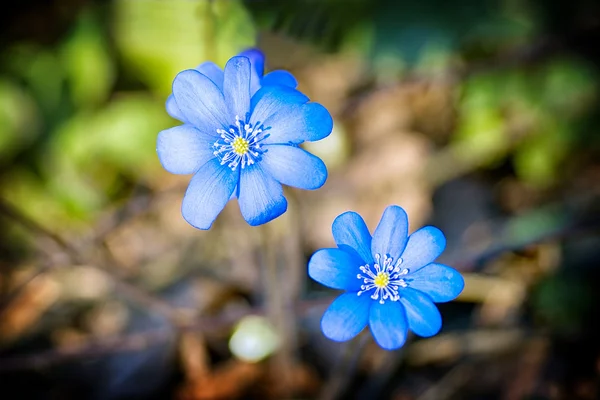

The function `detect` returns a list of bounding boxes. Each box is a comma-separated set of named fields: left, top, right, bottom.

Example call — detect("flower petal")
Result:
left=371, top=205, right=409, bottom=263
left=172, top=69, right=229, bottom=133
left=332, top=212, right=373, bottom=265
left=166, top=94, right=186, bottom=122
left=321, top=292, right=371, bottom=342
left=237, top=163, right=287, bottom=226
left=407, top=263, right=464, bottom=303
left=308, top=248, right=364, bottom=291
left=181, top=158, right=239, bottom=230
left=196, top=61, right=225, bottom=90
left=166, top=63, right=224, bottom=123
left=223, top=56, right=251, bottom=120
left=262, top=70, right=298, bottom=88
left=400, top=226, right=446, bottom=274
left=237, top=48, right=264, bottom=95
left=369, top=301, right=408, bottom=350
left=250, top=85, right=309, bottom=126
left=157, top=125, right=215, bottom=174
left=260, top=144, right=327, bottom=190
left=262, top=102, right=333, bottom=145
left=399, top=288, right=442, bottom=337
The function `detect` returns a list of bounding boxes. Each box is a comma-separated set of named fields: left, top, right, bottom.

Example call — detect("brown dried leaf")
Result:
left=179, top=332, right=211, bottom=382
left=178, top=360, right=262, bottom=400
left=0, top=274, right=60, bottom=342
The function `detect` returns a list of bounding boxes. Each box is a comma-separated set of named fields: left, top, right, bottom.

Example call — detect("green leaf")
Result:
left=38, top=94, right=172, bottom=222
left=513, top=122, right=568, bottom=188
left=453, top=107, right=508, bottom=167
left=5, top=45, right=65, bottom=116
left=0, top=79, right=40, bottom=162
left=61, top=11, right=115, bottom=108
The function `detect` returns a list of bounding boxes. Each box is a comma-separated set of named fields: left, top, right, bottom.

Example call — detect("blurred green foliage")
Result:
left=62, top=11, right=115, bottom=108
left=533, top=275, right=593, bottom=334
left=244, top=0, right=536, bottom=65
left=454, top=57, right=597, bottom=187
left=0, top=0, right=598, bottom=229
left=1, top=0, right=257, bottom=229
left=115, top=0, right=255, bottom=95
left=0, top=79, right=40, bottom=164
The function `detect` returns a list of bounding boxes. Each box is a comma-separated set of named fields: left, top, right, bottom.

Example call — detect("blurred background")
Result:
left=1, top=0, right=600, bottom=399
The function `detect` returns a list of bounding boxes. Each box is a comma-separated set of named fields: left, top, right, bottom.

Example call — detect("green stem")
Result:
left=318, top=333, right=370, bottom=400
left=261, top=222, right=294, bottom=395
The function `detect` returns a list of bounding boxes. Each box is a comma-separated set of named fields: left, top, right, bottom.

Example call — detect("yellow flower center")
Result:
left=231, top=137, right=250, bottom=155
left=373, top=272, right=390, bottom=288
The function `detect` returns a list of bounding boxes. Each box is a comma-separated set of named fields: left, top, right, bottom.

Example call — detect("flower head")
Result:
left=308, top=205, right=464, bottom=350
left=157, top=50, right=332, bottom=229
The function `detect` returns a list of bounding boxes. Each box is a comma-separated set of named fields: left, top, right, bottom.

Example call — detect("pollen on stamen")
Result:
left=232, top=137, right=250, bottom=155
left=212, top=115, right=269, bottom=171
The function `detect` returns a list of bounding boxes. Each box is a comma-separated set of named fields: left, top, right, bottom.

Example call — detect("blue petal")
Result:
left=166, top=63, right=224, bottom=122
left=181, top=158, right=239, bottom=230
left=195, top=61, right=225, bottom=90
left=371, top=205, right=409, bottom=263
left=399, top=226, right=446, bottom=274
left=250, top=85, right=309, bottom=126
left=407, top=263, right=464, bottom=303
left=262, top=102, right=333, bottom=145
left=262, top=70, right=298, bottom=88
left=166, top=94, right=186, bottom=122
left=399, top=288, right=442, bottom=337
left=368, top=301, right=408, bottom=350
left=237, top=48, right=264, bottom=95
left=332, top=211, right=373, bottom=265
left=223, top=56, right=251, bottom=120
left=238, top=49, right=265, bottom=75
left=321, top=292, right=371, bottom=342
left=308, top=248, right=364, bottom=291
left=260, top=144, right=327, bottom=190
left=157, top=125, right=215, bottom=174
left=172, top=69, right=228, bottom=133
left=237, top=163, right=287, bottom=226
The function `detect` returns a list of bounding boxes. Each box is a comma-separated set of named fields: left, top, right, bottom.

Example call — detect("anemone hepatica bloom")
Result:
left=158, top=50, right=332, bottom=229
left=308, top=206, right=464, bottom=350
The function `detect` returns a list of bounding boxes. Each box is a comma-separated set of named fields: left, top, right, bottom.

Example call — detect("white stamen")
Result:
left=213, top=114, right=269, bottom=171
left=356, top=253, right=409, bottom=303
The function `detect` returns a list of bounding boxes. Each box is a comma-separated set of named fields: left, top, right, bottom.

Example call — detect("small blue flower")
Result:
left=157, top=50, right=332, bottom=229
left=308, top=205, right=464, bottom=350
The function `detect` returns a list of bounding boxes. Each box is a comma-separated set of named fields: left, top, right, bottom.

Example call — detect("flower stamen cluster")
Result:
left=357, top=253, right=408, bottom=304
left=213, top=114, right=269, bottom=170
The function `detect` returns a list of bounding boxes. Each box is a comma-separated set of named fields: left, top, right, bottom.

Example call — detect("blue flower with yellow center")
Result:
left=158, top=50, right=332, bottom=229
left=308, top=205, right=464, bottom=350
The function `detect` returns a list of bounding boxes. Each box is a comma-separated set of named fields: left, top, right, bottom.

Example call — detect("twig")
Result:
left=416, top=363, right=474, bottom=400
left=261, top=221, right=294, bottom=396
left=317, top=332, right=370, bottom=400
left=0, top=199, right=75, bottom=254
left=0, top=329, right=174, bottom=372
left=0, top=198, right=182, bottom=325
left=0, top=296, right=335, bottom=373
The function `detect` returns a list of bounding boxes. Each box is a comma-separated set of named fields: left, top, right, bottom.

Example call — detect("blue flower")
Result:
left=157, top=51, right=333, bottom=229
left=308, top=205, right=464, bottom=350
